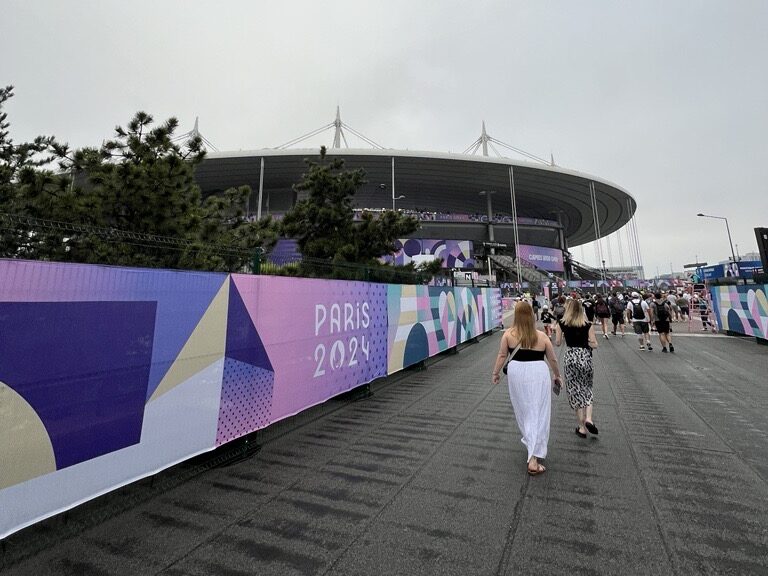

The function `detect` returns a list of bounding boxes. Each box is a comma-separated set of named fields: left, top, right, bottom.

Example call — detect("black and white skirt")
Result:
left=563, top=347, right=594, bottom=410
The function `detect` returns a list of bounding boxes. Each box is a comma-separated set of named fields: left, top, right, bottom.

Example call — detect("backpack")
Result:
left=595, top=301, right=609, bottom=315
left=611, top=298, right=625, bottom=314
left=553, top=303, right=565, bottom=320
left=654, top=301, right=670, bottom=322
left=631, top=301, right=645, bottom=320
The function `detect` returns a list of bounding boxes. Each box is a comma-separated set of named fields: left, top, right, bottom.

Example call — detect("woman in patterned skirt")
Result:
left=492, top=301, right=563, bottom=476
left=555, top=299, right=599, bottom=438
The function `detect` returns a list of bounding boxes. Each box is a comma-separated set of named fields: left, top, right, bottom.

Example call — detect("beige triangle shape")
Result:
left=0, top=380, right=57, bottom=489
left=150, top=277, right=230, bottom=403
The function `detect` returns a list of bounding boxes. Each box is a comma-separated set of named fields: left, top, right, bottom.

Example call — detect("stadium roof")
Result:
left=194, top=148, right=636, bottom=248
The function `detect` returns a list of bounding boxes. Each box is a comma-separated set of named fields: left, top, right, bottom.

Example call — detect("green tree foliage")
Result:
left=0, top=87, right=277, bottom=271
left=0, top=85, right=72, bottom=258
left=280, top=147, right=436, bottom=282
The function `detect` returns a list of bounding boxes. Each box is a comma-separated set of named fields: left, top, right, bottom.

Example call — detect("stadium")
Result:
left=191, top=114, right=638, bottom=288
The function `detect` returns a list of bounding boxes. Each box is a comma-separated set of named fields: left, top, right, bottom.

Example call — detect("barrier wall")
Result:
left=710, top=284, right=768, bottom=339
left=0, top=259, right=500, bottom=538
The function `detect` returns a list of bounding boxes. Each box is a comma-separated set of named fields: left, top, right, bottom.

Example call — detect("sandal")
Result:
left=575, top=427, right=587, bottom=438
left=527, top=464, right=546, bottom=476
left=584, top=421, right=599, bottom=435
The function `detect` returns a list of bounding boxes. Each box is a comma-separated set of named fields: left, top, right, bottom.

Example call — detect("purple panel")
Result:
left=226, top=281, right=273, bottom=370
left=227, top=276, right=388, bottom=425
left=0, top=260, right=226, bottom=402
left=517, top=244, right=564, bottom=272
left=0, top=301, right=156, bottom=469
left=268, top=238, right=302, bottom=265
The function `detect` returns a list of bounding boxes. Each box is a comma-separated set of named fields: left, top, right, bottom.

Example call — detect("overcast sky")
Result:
left=3, top=0, right=767, bottom=277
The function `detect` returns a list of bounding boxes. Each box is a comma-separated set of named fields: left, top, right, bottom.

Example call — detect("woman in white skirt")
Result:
left=555, top=298, right=599, bottom=438
left=492, top=301, right=563, bottom=476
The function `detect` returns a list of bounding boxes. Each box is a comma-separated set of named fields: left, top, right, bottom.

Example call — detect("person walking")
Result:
left=594, top=294, right=611, bottom=339
left=582, top=295, right=595, bottom=325
left=492, top=301, right=563, bottom=476
left=651, top=292, right=675, bottom=353
left=532, top=296, right=540, bottom=320
left=676, top=292, right=690, bottom=322
left=609, top=292, right=626, bottom=337
left=553, top=296, right=566, bottom=323
left=540, top=305, right=554, bottom=338
left=695, top=293, right=715, bottom=331
left=627, top=291, right=653, bottom=350
left=666, top=291, right=680, bottom=322
left=555, top=299, right=599, bottom=438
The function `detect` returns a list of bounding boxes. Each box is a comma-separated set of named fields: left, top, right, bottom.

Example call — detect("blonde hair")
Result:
left=511, top=301, right=538, bottom=349
left=562, top=298, right=588, bottom=327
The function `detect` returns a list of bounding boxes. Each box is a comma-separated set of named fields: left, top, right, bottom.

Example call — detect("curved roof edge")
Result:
left=206, top=147, right=636, bottom=206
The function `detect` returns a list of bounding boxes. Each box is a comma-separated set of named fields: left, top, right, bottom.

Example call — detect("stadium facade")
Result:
left=191, top=117, right=637, bottom=284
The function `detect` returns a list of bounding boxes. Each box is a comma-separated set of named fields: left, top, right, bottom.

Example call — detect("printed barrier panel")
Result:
left=219, top=275, right=388, bottom=445
left=387, top=286, right=501, bottom=373
left=711, top=284, right=768, bottom=339
left=0, top=259, right=499, bottom=538
left=0, top=260, right=229, bottom=538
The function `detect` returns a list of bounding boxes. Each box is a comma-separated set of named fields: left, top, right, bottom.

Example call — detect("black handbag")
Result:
left=501, top=343, right=522, bottom=375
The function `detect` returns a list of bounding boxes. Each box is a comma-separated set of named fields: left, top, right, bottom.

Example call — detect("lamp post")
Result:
left=696, top=213, right=738, bottom=274
left=391, top=157, right=405, bottom=211
left=602, top=259, right=607, bottom=294
left=381, top=183, right=405, bottom=211
left=480, top=190, right=497, bottom=283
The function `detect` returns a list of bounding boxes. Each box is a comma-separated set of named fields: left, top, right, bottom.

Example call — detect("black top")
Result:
left=508, top=348, right=546, bottom=362
left=558, top=321, right=592, bottom=349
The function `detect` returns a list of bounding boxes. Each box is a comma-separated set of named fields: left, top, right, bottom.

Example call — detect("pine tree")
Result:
left=281, top=146, right=421, bottom=276
left=0, top=85, right=71, bottom=259
left=55, top=112, right=278, bottom=270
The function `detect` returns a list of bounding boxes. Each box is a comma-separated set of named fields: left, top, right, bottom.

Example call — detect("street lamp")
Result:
left=381, top=183, right=405, bottom=211
left=601, top=259, right=607, bottom=294
left=696, top=213, right=738, bottom=273
left=392, top=193, right=405, bottom=211
left=479, top=190, right=497, bottom=283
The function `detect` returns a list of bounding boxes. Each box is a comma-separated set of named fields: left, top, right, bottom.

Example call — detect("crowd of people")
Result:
left=492, top=288, right=715, bottom=477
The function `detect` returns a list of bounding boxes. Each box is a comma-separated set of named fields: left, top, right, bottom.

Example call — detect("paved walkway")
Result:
left=3, top=324, right=768, bottom=575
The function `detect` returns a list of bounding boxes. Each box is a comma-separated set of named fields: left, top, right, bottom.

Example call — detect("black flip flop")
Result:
left=585, top=421, right=599, bottom=435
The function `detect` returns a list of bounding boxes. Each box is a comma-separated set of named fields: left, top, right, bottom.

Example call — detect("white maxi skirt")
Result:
left=506, top=359, right=551, bottom=462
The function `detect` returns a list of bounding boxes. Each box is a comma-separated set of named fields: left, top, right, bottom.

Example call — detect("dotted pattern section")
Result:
left=216, top=358, right=274, bottom=446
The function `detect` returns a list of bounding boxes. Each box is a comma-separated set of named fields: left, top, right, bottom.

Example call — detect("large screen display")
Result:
left=517, top=244, right=564, bottom=272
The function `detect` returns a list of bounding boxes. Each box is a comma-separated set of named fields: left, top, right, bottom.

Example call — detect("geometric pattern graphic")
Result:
left=0, top=259, right=498, bottom=540
left=0, top=380, right=56, bottom=490
left=215, top=280, right=275, bottom=446
left=150, top=278, right=230, bottom=403
left=385, top=238, right=475, bottom=268
left=457, top=287, right=481, bottom=343
left=387, top=286, right=472, bottom=373
left=712, top=285, right=768, bottom=339
left=0, top=259, right=227, bottom=402
left=488, top=289, right=503, bottom=328
left=0, top=301, right=156, bottom=472
left=228, top=275, right=388, bottom=422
